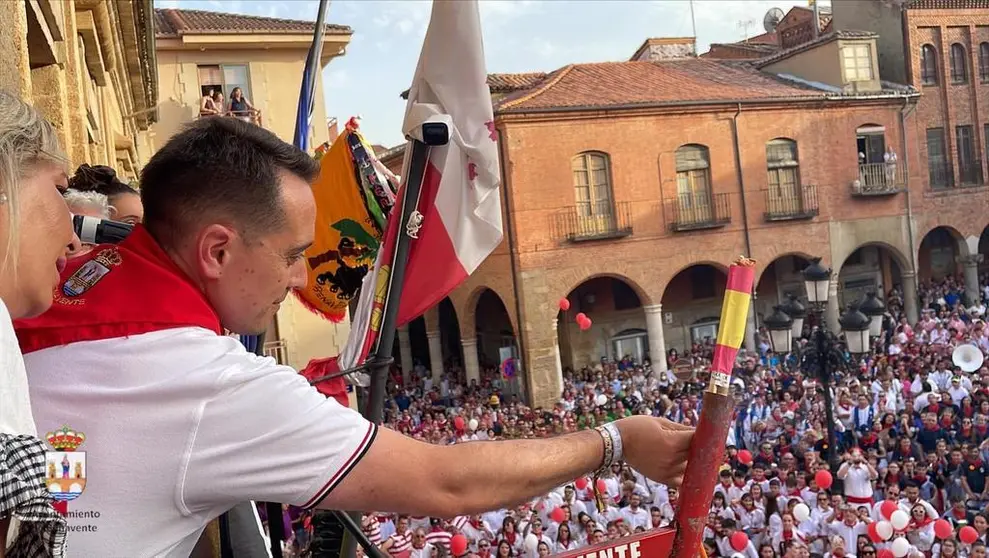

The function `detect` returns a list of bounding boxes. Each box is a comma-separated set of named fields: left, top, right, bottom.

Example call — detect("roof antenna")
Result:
left=689, top=0, right=697, bottom=39
left=737, top=19, right=754, bottom=42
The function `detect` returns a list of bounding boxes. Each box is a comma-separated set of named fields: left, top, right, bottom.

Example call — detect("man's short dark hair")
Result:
left=140, top=117, right=319, bottom=247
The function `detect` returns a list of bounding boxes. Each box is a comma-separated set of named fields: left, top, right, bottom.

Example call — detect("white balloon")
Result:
left=891, top=537, right=910, bottom=557
left=876, top=520, right=894, bottom=541
left=595, top=394, right=608, bottom=406
left=890, top=509, right=910, bottom=531
left=468, top=419, right=478, bottom=431
left=524, top=534, right=539, bottom=552
left=792, top=503, right=810, bottom=523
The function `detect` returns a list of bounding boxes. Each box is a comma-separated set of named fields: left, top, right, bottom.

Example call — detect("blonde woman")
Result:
left=0, top=90, right=73, bottom=557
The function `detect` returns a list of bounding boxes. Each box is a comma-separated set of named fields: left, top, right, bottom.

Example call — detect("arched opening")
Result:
left=406, top=316, right=429, bottom=373
left=473, top=289, right=521, bottom=396
left=837, top=244, right=905, bottom=309
left=919, top=226, right=964, bottom=281
left=978, top=224, right=989, bottom=271
left=437, top=298, right=462, bottom=377
left=558, top=276, right=645, bottom=371
left=401, top=297, right=462, bottom=382
left=754, top=254, right=812, bottom=326
left=661, top=264, right=729, bottom=356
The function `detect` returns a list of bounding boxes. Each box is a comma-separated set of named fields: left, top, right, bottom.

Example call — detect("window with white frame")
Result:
left=842, top=44, right=874, bottom=81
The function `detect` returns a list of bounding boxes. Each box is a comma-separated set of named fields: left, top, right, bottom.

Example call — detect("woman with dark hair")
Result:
left=68, top=164, right=143, bottom=224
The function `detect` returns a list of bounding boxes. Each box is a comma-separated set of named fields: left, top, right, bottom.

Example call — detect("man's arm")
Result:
left=319, top=416, right=692, bottom=518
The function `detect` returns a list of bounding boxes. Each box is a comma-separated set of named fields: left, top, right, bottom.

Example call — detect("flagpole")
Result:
left=366, top=137, right=432, bottom=423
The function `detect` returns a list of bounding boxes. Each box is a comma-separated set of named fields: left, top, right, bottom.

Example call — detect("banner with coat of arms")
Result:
left=293, top=119, right=398, bottom=322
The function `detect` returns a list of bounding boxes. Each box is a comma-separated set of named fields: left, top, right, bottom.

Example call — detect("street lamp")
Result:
left=802, top=257, right=832, bottom=308
left=781, top=294, right=807, bottom=340
left=762, top=260, right=872, bottom=469
left=764, top=306, right=794, bottom=355
left=859, top=291, right=886, bottom=339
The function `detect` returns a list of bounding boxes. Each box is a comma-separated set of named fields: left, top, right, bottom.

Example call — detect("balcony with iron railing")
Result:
left=665, top=192, right=731, bottom=232
left=928, top=160, right=954, bottom=190
left=958, top=162, right=984, bottom=188
left=763, top=184, right=819, bottom=222
left=554, top=200, right=633, bottom=242
left=851, top=162, right=905, bottom=196
left=197, top=110, right=263, bottom=126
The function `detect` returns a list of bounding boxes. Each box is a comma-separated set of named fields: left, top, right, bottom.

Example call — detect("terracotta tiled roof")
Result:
left=400, top=72, right=549, bottom=100
left=154, top=8, right=352, bottom=38
left=754, top=30, right=876, bottom=69
left=487, top=73, right=549, bottom=93
left=495, top=60, right=829, bottom=112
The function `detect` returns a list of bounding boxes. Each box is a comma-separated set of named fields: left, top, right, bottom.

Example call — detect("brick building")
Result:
left=831, top=0, right=989, bottom=281
left=383, top=27, right=989, bottom=408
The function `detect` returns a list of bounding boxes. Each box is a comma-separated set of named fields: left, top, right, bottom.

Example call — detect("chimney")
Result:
left=631, top=37, right=697, bottom=62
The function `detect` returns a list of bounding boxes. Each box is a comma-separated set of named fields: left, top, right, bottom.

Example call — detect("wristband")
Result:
left=594, top=422, right=624, bottom=474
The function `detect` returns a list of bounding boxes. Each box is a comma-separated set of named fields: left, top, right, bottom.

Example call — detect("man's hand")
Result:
left=617, top=416, right=694, bottom=488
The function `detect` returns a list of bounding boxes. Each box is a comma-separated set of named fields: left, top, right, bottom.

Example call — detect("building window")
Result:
left=197, top=64, right=252, bottom=104
left=571, top=152, right=613, bottom=217
left=926, top=128, right=951, bottom=189
left=675, top=144, right=712, bottom=200
left=841, top=44, right=874, bottom=81
left=921, top=44, right=939, bottom=85
left=981, top=43, right=989, bottom=82
left=956, top=125, right=982, bottom=184
left=766, top=138, right=800, bottom=195
left=950, top=43, right=968, bottom=84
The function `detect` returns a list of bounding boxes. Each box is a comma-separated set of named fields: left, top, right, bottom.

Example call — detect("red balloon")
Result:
left=550, top=507, right=566, bottom=523
left=453, top=416, right=465, bottom=431
left=596, top=479, right=607, bottom=493
left=729, top=531, right=749, bottom=552
left=575, top=313, right=587, bottom=323
left=575, top=477, right=589, bottom=490
left=579, top=318, right=592, bottom=331
left=450, top=534, right=468, bottom=556
left=880, top=500, right=899, bottom=520
left=737, top=449, right=753, bottom=465
left=960, top=525, right=979, bottom=544
left=814, top=469, right=833, bottom=490
left=559, top=298, right=571, bottom=311
left=877, top=550, right=894, bottom=558
left=867, top=522, right=883, bottom=543
left=933, top=519, right=953, bottom=540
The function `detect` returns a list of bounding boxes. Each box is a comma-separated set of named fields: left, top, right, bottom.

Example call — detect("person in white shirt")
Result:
left=16, top=119, right=695, bottom=557
left=618, top=494, right=650, bottom=530
left=838, top=449, right=878, bottom=508
left=0, top=91, right=76, bottom=557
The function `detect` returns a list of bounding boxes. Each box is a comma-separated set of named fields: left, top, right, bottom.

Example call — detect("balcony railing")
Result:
left=763, top=184, right=819, bottom=221
left=959, top=163, right=984, bottom=187
left=666, top=192, right=731, bottom=232
left=851, top=162, right=905, bottom=196
left=554, top=200, right=633, bottom=242
left=198, top=110, right=263, bottom=126
left=929, top=160, right=954, bottom=190
left=263, top=339, right=289, bottom=366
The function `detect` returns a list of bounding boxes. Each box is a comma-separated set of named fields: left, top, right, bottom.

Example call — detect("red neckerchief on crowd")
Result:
left=15, top=225, right=221, bottom=354
left=910, top=516, right=934, bottom=530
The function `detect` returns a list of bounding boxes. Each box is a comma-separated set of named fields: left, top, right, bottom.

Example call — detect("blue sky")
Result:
left=155, top=0, right=829, bottom=147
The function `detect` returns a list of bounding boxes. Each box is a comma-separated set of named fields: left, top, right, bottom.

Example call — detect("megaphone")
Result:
left=952, top=343, right=984, bottom=373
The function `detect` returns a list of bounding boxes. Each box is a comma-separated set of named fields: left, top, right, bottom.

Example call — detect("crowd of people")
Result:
left=283, top=271, right=989, bottom=558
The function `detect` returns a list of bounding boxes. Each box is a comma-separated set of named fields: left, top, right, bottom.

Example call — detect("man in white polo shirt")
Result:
left=15, top=118, right=694, bottom=557
left=836, top=449, right=878, bottom=508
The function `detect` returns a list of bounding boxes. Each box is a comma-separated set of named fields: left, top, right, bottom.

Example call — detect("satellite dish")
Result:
left=952, top=343, right=984, bottom=373
left=764, top=7, right=785, bottom=33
